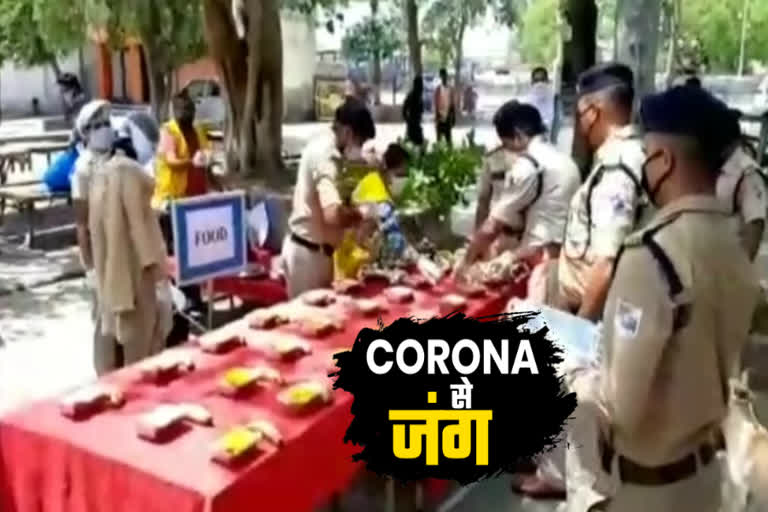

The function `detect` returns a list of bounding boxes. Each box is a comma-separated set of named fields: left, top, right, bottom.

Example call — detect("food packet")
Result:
left=248, top=308, right=290, bottom=330
left=139, top=353, right=196, bottom=382
left=247, top=419, right=283, bottom=446
left=176, top=403, right=214, bottom=426
left=219, top=366, right=282, bottom=396
left=384, top=286, right=415, bottom=304
left=439, top=294, right=468, bottom=315
left=272, top=338, right=313, bottom=360
left=296, top=316, right=342, bottom=338
left=350, top=298, right=387, bottom=317
left=211, top=427, right=264, bottom=465
left=277, top=381, right=333, bottom=409
left=193, top=330, right=245, bottom=354
left=137, top=405, right=187, bottom=441
left=301, top=289, right=337, bottom=307
left=60, top=386, right=124, bottom=419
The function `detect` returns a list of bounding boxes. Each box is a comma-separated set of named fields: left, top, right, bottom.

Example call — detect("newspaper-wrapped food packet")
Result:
left=137, top=405, right=187, bottom=441
left=60, top=385, right=124, bottom=419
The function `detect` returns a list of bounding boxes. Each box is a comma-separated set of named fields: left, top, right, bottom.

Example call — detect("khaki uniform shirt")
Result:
left=600, top=195, right=759, bottom=467
left=558, top=125, right=647, bottom=309
left=478, top=146, right=519, bottom=217
left=288, top=135, right=346, bottom=248
left=491, top=136, right=580, bottom=251
left=717, top=146, right=767, bottom=238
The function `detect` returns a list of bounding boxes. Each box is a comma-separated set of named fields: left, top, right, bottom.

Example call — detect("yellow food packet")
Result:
left=219, top=427, right=262, bottom=457
left=288, top=386, right=319, bottom=406
left=223, top=368, right=255, bottom=389
left=334, top=231, right=372, bottom=280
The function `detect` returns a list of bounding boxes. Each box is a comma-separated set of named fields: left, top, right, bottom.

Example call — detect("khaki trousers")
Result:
left=97, top=274, right=172, bottom=373
left=91, top=288, right=120, bottom=377
left=590, top=460, right=722, bottom=512
left=282, top=236, right=334, bottom=299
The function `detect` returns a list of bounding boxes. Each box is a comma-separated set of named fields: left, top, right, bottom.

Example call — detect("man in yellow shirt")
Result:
left=154, top=91, right=213, bottom=314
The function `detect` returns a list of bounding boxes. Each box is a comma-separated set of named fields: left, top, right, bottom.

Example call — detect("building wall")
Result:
left=0, top=52, right=94, bottom=119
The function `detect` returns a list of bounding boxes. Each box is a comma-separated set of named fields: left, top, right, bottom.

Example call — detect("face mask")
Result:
left=389, top=177, right=407, bottom=197
left=88, top=126, right=115, bottom=153
left=577, top=104, right=598, bottom=142
left=640, top=150, right=674, bottom=206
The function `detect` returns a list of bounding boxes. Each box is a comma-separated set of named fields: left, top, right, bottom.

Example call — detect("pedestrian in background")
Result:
left=402, top=75, right=425, bottom=147
left=433, top=68, right=456, bottom=146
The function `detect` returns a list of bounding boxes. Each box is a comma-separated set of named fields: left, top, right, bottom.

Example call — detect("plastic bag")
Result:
left=43, top=146, right=79, bottom=192
left=333, top=230, right=372, bottom=280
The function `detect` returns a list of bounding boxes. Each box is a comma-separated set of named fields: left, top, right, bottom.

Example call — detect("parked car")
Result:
left=181, top=79, right=226, bottom=129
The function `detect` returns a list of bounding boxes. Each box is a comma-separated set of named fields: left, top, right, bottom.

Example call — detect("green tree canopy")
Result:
left=341, top=14, right=401, bottom=64
left=0, top=0, right=89, bottom=72
left=519, top=0, right=559, bottom=65
left=682, top=0, right=768, bottom=73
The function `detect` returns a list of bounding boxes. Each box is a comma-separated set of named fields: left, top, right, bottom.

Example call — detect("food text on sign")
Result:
left=194, top=227, right=229, bottom=247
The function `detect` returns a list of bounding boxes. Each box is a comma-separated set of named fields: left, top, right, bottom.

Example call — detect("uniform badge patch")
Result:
left=615, top=299, right=642, bottom=340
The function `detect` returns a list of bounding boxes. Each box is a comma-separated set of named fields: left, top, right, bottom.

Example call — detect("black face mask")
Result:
left=577, top=104, right=598, bottom=143
left=641, top=150, right=674, bottom=206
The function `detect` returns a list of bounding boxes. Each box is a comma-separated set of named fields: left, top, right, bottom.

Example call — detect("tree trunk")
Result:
left=48, top=57, right=62, bottom=80
left=561, top=0, right=598, bottom=179
left=664, top=0, right=679, bottom=87
left=143, top=44, right=171, bottom=121
left=371, top=0, right=382, bottom=105
left=737, top=0, right=751, bottom=76
left=453, top=12, right=467, bottom=115
left=404, top=0, right=422, bottom=79
left=203, top=0, right=287, bottom=187
left=615, top=0, right=662, bottom=103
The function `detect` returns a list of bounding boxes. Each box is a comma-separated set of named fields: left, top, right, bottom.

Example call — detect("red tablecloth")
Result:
left=0, top=283, right=517, bottom=512
left=166, top=255, right=288, bottom=307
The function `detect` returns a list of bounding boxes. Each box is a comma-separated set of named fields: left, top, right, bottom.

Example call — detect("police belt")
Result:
left=290, top=232, right=334, bottom=257
left=600, top=432, right=725, bottom=486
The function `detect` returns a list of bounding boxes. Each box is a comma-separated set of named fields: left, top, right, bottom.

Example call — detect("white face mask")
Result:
left=389, top=177, right=407, bottom=197
left=88, top=126, right=114, bottom=153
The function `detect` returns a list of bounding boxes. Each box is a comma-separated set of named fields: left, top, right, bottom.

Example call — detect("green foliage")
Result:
left=341, top=15, right=402, bottom=63
left=422, top=0, right=488, bottom=68
left=681, top=0, right=768, bottom=72
left=101, top=0, right=206, bottom=70
left=519, top=0, right=559, bottom=66
left=284, top=0, right=349, bottom=34
left=0, top=0, right=87, bottom=67
left=396, top=140, right=484, bottom=219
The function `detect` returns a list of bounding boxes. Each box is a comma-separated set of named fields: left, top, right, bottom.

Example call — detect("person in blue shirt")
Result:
left=376, top=144, right=410, bottom=262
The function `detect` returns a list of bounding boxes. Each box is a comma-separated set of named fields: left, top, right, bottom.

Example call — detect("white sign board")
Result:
left=171, top=191, right=247, bottom=286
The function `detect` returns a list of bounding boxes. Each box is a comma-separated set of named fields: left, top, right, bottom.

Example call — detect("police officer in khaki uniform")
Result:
left=555, top=63, right=648, bottom=322
left=716, top=108, right=767, bottom=261
left=457, top=102, right=580, bottom=289
left=282, top=100, right=374, bottom=297
left=474, top=103, right=523, bottom=257
left=514, top=64, right=647, bottom=500
left=594, top=86, right=759, bottom=512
